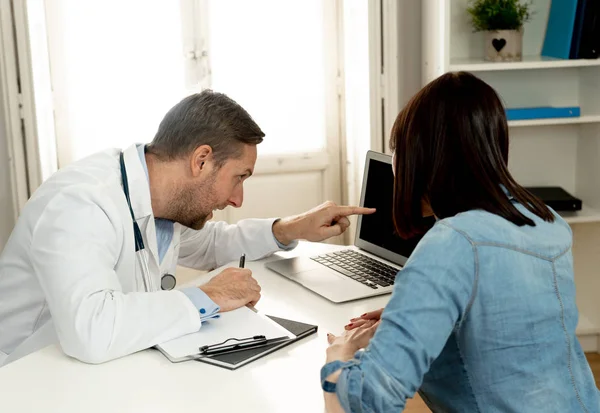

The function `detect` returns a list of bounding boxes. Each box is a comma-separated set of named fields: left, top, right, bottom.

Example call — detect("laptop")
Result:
left=265, top=150, right=432, bottom=303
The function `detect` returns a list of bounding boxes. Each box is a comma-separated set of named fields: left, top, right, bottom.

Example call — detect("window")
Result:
left=207, top=0, right=328, bottom=155
left=47, top=0, right=189, bottom=164
left=43, top=0, right=349, bottom=167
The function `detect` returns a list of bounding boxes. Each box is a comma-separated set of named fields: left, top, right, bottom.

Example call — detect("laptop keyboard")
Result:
left=310, top=250, right=399, bottom=289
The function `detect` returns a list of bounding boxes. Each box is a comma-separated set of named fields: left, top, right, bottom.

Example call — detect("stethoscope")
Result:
left=120, top=152, right=177, bottom=291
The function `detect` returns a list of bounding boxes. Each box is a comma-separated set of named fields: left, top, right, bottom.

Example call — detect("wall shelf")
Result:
left=577, top=313, right=600, bottom=352
left=577, top=313, right=600, bottom=335
left=450, top=56, right=600, bottom=72
left=508, top=115, right=600, bottom=127
left=424, top=0, right=600, bottom=352
left=560, top=205, right=600, bottom=225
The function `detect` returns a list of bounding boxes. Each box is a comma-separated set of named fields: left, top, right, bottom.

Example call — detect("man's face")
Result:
left=173, top=144, right=257, bottom=230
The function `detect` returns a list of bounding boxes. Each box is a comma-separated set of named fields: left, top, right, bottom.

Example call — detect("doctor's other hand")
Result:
left=199, top=268, right=261, bottom=312
left=272, top=201, right=376, bottom=245
left=345, top=308, right=384, bottom=330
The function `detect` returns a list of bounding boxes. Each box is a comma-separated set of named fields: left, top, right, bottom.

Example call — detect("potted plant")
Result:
left=467, top=0, right=533, bottom=62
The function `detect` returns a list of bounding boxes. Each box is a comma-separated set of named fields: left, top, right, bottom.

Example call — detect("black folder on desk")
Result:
left=195, top=315, right=318, bottom=370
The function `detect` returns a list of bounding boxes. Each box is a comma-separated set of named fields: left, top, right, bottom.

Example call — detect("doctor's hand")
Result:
left=272, top=201, right=376, bottom=245
left=199, top=268, right=261, bottom=312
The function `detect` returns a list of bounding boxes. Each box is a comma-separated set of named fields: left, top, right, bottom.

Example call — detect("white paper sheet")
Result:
left=156, top=306, right=295, bottom=359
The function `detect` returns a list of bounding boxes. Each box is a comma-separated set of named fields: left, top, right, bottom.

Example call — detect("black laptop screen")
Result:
left=359, top=158, right=433, bottom=259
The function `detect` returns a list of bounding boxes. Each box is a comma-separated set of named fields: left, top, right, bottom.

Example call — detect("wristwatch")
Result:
left=320, top=360, right=345, bottom=392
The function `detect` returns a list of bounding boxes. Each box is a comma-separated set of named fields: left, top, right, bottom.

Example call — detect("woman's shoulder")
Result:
left=407, top=221, right=475, bottom=266
left=425, top=207, right=572, bottom=260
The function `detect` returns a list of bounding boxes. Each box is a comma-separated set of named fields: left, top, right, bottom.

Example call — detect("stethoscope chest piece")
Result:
left=161, top=274, right=176, bottom=291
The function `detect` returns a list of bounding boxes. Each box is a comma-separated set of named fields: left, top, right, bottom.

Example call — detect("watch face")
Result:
left=161, top=274, right=176, bottom=290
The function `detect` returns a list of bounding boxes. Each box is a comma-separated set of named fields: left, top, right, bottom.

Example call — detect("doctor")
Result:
left=0, top=90, right=374, bottom=366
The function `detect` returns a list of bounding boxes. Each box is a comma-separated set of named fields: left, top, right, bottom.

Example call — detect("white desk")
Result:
left=0, top=242, right=392, bottom=413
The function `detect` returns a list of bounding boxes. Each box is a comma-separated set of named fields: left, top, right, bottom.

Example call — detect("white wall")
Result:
left=344, top=0, right=372, bottom=208
left=397, top=0, right=422, bottom=110
left=0, top=82, right=16, bottom=250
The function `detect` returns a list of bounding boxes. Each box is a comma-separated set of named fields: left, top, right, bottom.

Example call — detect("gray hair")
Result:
left=147, top=90, right=264, bottom=166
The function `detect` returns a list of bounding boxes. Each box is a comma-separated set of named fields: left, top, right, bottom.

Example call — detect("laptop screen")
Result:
left=358, top=156, right=433, bottom=262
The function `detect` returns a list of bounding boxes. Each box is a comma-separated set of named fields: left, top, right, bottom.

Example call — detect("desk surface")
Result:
left=0, top=242, right=392, bottom=413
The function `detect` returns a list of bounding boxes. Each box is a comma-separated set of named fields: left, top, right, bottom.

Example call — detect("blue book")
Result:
left=506, top=106, right=581, bottom=121
left=541, top=0, right=579, bottom=59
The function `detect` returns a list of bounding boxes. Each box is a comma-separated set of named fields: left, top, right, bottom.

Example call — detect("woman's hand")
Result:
left=322, top=319, right=381, bottom=413
left=344, top=308, right=384, bottom=330
left=326, top=319, right=380, bottom=363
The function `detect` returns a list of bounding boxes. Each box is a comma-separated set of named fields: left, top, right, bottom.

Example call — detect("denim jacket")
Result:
left=324, top=201, right=600, bottom=412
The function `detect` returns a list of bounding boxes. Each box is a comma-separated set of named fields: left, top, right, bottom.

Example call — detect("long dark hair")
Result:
left=390, top=71, right=554, bottom=239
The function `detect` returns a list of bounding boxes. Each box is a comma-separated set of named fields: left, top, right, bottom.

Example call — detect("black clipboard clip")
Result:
left=199, top=335, right=267, bottom=356
left=198, top=335, right=290, bottom=357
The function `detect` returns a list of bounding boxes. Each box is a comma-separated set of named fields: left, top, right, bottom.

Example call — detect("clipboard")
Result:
left=197, top=315, right=318, bottom=370
left=154, top=306, right=317, bottom=369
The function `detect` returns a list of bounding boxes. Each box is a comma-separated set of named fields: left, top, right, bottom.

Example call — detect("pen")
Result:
left=239, top=253, right=256, bottom=312
left=199, top=336, right=290, bottom=356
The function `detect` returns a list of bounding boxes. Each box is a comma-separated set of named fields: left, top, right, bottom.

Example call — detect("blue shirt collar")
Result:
left=136, top=144, right=150, bottom=181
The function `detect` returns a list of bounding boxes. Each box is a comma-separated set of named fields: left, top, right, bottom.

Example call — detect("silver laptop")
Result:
left=265, top=150, right=429, bottom=303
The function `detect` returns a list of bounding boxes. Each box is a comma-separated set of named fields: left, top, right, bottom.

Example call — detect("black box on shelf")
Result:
left=525, top=186, right=582, bottom=212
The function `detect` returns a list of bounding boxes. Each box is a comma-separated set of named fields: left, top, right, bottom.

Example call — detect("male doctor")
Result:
left=0, top=90, right=374, bottom=366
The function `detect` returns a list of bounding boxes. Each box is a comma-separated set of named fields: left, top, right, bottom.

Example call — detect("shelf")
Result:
left=508, top=115, right=600, bottom=127
left=559, top=205, right=600, bottom=225
left=577, top=313, right=600, bottom=336
left=449, top=55, right=600, bottom=72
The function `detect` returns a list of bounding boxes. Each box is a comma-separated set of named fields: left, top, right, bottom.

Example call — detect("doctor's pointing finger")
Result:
left=271, top=202, right=376, bottom=244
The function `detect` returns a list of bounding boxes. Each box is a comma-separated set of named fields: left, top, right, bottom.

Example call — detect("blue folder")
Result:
left=506, top=106, right=581, bottom=121
left=541, top=0, right=579, bottom=59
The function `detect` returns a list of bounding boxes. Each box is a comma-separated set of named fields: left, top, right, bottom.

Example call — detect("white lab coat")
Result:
left=0, top=144, right=293, bottom=366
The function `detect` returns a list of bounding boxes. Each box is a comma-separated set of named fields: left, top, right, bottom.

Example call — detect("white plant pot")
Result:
left=485, top=29, right=523, bottom=62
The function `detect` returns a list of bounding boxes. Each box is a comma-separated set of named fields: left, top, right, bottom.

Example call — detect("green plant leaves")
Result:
left=466, top=0, right=533, bottom=32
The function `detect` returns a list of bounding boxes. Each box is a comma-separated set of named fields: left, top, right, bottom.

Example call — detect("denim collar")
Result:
left=500, top=184, right=515, bottom=201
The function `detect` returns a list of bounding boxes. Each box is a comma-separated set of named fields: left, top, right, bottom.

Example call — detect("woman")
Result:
left=321, top=72, right=600, bottom=412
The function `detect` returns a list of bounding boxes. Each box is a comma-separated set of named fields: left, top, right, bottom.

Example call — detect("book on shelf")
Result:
left=570, top=0, right=588, bottom=58
left=543, top=0, right=600, bottom=60
left=574, top=0, right=600, bottom=59
left=505, top=106, right=580, bottom=121
left=542, top=0, right=579, bottom=59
